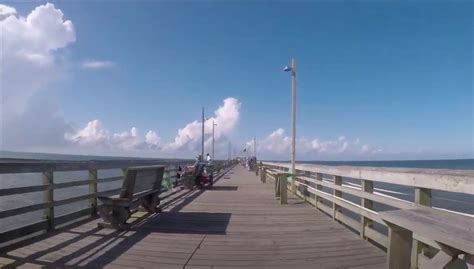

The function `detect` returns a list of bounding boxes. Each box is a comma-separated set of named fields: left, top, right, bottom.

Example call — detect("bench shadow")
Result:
left=141, top=212, right=231, bottom=235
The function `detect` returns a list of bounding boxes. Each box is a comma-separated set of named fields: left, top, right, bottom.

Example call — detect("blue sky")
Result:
left=1, top=1, right=473, bottom=160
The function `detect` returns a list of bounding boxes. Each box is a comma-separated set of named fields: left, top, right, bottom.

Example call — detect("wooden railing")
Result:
left=0, top=158, right=234, bottom=247
left=260, top=162, right=474, bottom=268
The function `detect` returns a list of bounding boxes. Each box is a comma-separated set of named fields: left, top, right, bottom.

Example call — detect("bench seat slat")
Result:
left=134, top=188, right=160, bottom=197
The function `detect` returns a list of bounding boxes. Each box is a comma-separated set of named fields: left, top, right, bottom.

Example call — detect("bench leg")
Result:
left=141, top=194, right=160, bottom=212
left=111, top=207, right=130, bottom=227
left=98, top=204, right=113, bottom=223
left=386, top=223, right=413, bottom=269
left=466, top=254, right=474, bottom=269
left=98, top=204, right=130, bottom=229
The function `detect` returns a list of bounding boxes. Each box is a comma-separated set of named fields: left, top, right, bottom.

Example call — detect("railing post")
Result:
left=173, top=164, right=179, bottom=187
left=279, top=173, right=287, bottom=205
left=360, top=179, right=373, bottom=239
left=291, top=169, right=298, bottom=195
left=88, top=169, right=98, bottom=216
left=261, top=167, right=267, bottom=183
left=275, top=173, right=280, bottom=198
left=332, top=175, right=342, bottom=220
left=315, top=173, right=323, bottom=206
left=290, top=171, right=296, bottom=195
left=42, top=171, right=54, bottom=231
left=301, top=170, right=311, bottom=202
left=411, top=187, right=432, bottom=269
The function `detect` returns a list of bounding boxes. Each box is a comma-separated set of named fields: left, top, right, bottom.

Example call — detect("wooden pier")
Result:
left=0, top=165, right=386, bottom=268
left=0, top=160, right=473, bottom=268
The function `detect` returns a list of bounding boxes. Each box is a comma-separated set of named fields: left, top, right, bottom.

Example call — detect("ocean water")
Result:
left=0, top=152, right=473, bottom=234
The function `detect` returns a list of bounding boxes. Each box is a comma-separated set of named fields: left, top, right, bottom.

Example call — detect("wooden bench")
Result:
left=98, top=165, right=165, bottom=229
left=380, top=208, right=474, bottom=269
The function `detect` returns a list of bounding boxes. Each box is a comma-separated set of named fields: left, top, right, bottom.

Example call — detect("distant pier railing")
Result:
left=0, top=158, right=233, bottom=247
left=261, top=162, right=474, bottom=268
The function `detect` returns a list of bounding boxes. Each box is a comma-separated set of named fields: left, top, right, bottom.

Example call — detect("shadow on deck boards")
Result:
left=0, top=169, right=235, bottom=268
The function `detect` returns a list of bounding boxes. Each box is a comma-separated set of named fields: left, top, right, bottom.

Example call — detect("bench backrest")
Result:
left=120, top=165, right=166, bottom=200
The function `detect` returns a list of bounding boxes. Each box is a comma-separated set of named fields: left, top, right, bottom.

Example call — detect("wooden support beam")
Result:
left=332, top=175, right=342, bottom=220
left=411, top=187, right=432, bottom=269
left=300, top=171, right=308, bottom=202
left=315, top=173, right=323, bottom=205
left=88, top=169, right=98, bottom=216
left=42, top=171, right=54, bottom=232
left=387, top=223, right=413, bottom=269
left=279, top=173, right=287, bottom=205
left=415, top=188, right=432, bottom=206
left=290, top=169, right=297, bottom=195
left=361, top=179, right=374, bottom=239
left=275, top=173, right=280, bottom=198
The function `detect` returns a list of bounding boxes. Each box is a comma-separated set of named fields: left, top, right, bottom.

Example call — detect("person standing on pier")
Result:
left=206, top=153, right=211, bottom=162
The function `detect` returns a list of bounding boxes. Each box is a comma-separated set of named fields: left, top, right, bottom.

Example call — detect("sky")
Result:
left=0, top=1, right=472, bottom=161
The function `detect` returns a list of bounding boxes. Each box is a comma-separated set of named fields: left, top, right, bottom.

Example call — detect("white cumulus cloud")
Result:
left=81, top=60, right=116, bottom=69
left=1, top=2, right=75, bottom=114
left=0, top=3, right=76, bottom=150
left=145, top=131, right=161, bottom=146
left=164, top=97, right=241, bottom=152
left=0, top=4, right=16, bottom=20
left=65, top=120, right=161, bottom=151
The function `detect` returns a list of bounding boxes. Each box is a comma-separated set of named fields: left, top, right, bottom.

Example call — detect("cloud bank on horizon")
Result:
left=64, top=97, right=242, bottom=156
left=1, top=3, right=386, bottom=159
left=247, top=129, right=382, bottom=160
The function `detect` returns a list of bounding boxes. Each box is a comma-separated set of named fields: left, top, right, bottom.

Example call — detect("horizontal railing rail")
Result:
left=0, top=159, right=184, bottom=174
left=0, top=159, right=235, bottom=247
left=260, top=161, right=474, bottom=268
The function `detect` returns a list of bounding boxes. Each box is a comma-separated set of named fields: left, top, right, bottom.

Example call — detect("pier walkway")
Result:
left=0, top=165, right=386, bottom=269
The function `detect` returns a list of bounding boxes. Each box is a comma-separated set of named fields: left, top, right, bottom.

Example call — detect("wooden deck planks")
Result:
left=1, top=165, right=386, bottom=268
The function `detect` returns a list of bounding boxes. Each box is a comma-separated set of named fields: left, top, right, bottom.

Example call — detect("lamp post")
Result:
left=253, top=136, right=257, bottom=159
left=201, top=107, right=205, bottom=159
left=284, top=58, right=296, bottom=194
left=212, top=121, right=217, bottom=160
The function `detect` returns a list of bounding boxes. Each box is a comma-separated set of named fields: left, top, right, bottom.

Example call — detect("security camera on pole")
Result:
left=284, top=58, right=296, bottom=194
